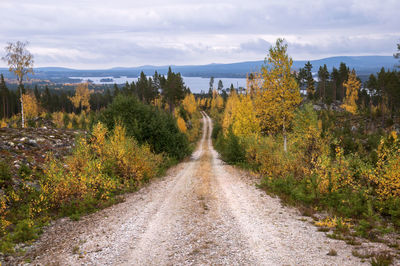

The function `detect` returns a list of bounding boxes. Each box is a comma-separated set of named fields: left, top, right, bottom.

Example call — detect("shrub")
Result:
left=216, top=128, right=246, bottom=164
left=98, top=95, right=190, bottom=160
left=0, top=161, right=12, bottom=189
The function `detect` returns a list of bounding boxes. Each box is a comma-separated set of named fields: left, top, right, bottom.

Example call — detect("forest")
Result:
left=206, top=39, right=400, bottom=250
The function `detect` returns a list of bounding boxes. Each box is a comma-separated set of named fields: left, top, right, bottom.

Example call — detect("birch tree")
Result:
left=2, top=41, right=34, bottom=128
left=255, top=38, right=301, bottom=152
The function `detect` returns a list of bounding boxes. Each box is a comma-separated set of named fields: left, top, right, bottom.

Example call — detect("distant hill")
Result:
left=0, top=56, right=398, bottom=82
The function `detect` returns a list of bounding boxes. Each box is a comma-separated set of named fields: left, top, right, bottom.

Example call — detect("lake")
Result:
left=69, top=76, right=247, bottom=94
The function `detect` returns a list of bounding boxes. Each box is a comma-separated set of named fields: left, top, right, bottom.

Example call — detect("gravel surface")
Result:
left=20, top=112, right=386, bottom=265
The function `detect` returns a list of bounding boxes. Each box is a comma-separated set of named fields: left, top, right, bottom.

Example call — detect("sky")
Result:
left=1, top=0, right=399, bottom=69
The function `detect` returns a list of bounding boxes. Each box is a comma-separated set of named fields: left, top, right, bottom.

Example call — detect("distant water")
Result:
left=70, top=76, right=247, bottom=94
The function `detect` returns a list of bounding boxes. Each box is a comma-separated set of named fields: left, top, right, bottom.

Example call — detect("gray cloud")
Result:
left=0, top=0, right=399, bottom=68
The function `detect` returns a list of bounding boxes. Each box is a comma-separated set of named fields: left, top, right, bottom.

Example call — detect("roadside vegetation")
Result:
left=0, top=42, right=202, bottom=254
left=206, top=39, right=400, bottom=263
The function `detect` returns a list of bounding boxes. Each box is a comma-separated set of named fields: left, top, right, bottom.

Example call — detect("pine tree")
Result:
left=217, top=80, right=223, bottom=92
left=255, top=38, right=302, bottom=152
left=163, top=67, right=186, bottom=113
left=339, top=62, right=349, bottom=101
left=0, top=74, right=9, bottom=118
left=113, top=84, right=120, bottom=98
left=394, top=42, right=400, bottom=68
left=330, top=67, right=340, bottom=102
left=317, top=64, right=329, bottom=100
left=304, top=62, right=315, bottom=99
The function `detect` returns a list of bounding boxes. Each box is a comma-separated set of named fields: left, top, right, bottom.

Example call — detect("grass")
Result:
left=327, top=248, right=337, bottom=256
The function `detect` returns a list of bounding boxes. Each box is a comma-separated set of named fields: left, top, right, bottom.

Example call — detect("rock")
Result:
left=5, top=141, right=15, bottom=147
left=27, top=139, right=38, bottom=147
left=26, top=181, right=41, bottom=191
left=20, top=137, right=27, bottom=142
left=313, top=105, right=322, bottom=111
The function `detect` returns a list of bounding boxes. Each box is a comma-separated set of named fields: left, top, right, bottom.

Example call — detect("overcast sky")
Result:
left=1, top=0, right=399, bottom=69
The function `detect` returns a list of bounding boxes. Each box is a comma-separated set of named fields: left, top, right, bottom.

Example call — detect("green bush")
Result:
left=97, top=95, right=190, bottom=160
left=216, top=128, right=246, bottom=164
left=0, top=161, right=12, bottom=189
left=212, top=120, right=222, bottom=140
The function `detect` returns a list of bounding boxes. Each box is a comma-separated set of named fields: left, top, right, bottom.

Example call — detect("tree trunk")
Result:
left=283, top=116, right=287, bottom=153
left=2, top=96, right=5, bottom=119
left=19, top=82, right=25, bottom=128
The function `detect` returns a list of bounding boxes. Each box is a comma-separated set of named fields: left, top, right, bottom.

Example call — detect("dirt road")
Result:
left=24, top=112, right=367, bottom=265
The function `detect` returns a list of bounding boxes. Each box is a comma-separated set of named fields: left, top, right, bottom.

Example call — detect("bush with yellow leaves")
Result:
left=369, top=131, right=400, bottom=200
left=42, top=122, right=163, bottom=212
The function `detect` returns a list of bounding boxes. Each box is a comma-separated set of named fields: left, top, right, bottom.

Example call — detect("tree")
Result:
left=217, top=80, right=223, bottom=92
left=304, top=61, right=315, bottom=99
left=330, top=67, right=339, bottom=101
left=163, top=67, right=186, bottom=113
left=394, top=42, right=400, bottom=68
left=338, top=62, right=349, bottom=101
left=0, top=74, right=9, bottom=118
left=209, top=76, right=214, bottom=91
left=317, top=64, right=329, bottom=100
left=2, top=41, right=34, bottom=128
left=182, top=93, right=197, bottom=115
left=341, top=70, right=360, bottom=114
left=22, top=91, right=39, bottom=119
left=255, top=38, right=302, bottom=152
left=68, top=83, right=92, bottom=112
left=113, top=84, right=120, bottom=97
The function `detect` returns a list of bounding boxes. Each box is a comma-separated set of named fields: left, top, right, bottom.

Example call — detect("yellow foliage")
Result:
left=314, top=146, right=354, bottom=194
left=22, top=92, right=39, bottom=119
left=0, top=119, right=7, bottom=128
left=152, top=96, right=163, bottom=109
left=315, top=216, right=352, bottom=229
left=222, top=90, right=239, bottom=133
left=211, top=94, right=224, bottom=112
left=69, top=83, right=92, bottom=111
left=254, top=39, right=301, bottom=141
left=0, top=196, right=11, bottom=236
left=42, top=122, right=163, bottom=209
left=52, top=111, right=64, bottom=128
left=246, top=72, right=263, bottom=96
left=341, top=70, right=360, bottom=114
left=222, top=91, right=259, bottom=138
left=369, top=133, right=400, bottom=200
left=177, top=116, right=187, bottom=133
left=182, top=94, right=197, bottom=115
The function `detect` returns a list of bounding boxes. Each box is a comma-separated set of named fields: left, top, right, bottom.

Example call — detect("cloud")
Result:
left=0, top=0, right=399, bottom=68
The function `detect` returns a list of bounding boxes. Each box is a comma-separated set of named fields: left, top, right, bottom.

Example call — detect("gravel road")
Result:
left=23, top=112, right=370, bottom=265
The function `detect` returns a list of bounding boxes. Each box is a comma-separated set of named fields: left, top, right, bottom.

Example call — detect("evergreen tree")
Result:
left=163, top=67, right=186, bottom=113
left=304, top=61, right=315, bottom=99
left=0, top=74, right=9, bottom=118
left=136, top=71, right=148, bottom=103
left=338, top=62, right=349, bottom=101
left=317, top=64, right=329, bottom=100
left=113, top=84, right=120, bottom=97
left=217, top=80, right=223, bottom=92
left=330, top=67, right=340, bottom=102
left=34, top=85, right=40, bottom=102
left=395, top=42, right=400, bottom=68
left=42, top=85, right=51, bottom=112
left=209, top=76, right=214, bottom=91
